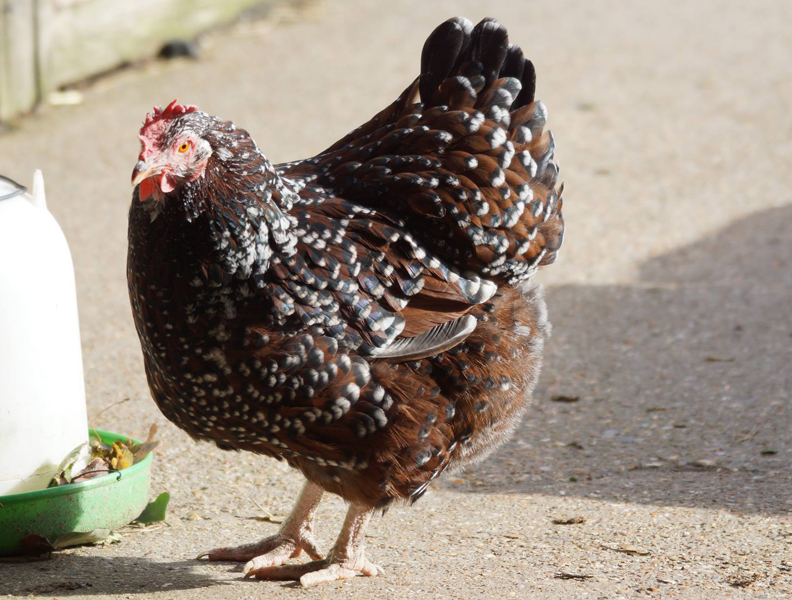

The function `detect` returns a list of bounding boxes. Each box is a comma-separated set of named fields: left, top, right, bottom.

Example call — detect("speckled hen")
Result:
left=127, top=17, right=564, bottom=586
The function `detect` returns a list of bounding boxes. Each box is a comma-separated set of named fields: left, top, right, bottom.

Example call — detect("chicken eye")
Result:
left=178, top=141, right=190, bottom=153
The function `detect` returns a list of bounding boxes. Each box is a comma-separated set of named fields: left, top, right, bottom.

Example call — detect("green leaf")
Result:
left=135, top=492, right=170, bottom=524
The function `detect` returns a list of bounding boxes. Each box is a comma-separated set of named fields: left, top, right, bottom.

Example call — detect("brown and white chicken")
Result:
left=127, top=16, right=564, bottom=586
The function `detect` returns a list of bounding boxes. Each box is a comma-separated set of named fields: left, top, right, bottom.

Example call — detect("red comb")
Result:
left=141, top=99, right=198, bottom=132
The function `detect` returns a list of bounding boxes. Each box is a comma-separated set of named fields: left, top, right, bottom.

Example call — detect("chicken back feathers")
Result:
left=127, top=17, right=564, bottom=507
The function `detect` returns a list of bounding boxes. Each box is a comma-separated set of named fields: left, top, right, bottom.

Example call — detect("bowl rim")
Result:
left=0, top=429, right=152, bottom=505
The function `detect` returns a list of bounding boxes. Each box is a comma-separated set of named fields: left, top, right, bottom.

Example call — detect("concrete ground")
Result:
left=1, top=0, right=791, bottom=598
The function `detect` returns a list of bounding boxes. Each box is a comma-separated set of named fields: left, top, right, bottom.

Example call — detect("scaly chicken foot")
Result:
left=197, top=481, right=324, bottom=570
left=251, top=502, right=382, bottom=586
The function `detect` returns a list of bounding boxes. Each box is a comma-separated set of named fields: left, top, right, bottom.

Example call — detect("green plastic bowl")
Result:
left=0, top=429, right=152, bottom=556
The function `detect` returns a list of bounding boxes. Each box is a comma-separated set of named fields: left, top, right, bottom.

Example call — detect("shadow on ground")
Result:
left=448, top=205, right=792, bottom=515
left=0, top=556, right=227, bottom=596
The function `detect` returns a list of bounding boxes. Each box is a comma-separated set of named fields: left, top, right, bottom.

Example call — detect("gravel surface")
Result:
left=1, top=1, right=790, bottom=598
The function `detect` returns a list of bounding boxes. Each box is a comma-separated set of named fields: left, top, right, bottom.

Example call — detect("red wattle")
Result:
left=139, top=178, right=155, bottom=202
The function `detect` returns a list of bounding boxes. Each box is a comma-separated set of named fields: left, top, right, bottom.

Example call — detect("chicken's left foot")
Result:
left=251, top=554, right=383, bottom=586
left=249, top=502, right=382, bottom=586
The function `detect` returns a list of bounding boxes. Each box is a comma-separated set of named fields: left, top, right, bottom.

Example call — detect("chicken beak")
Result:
left=131, top=160, right=162, bottom=187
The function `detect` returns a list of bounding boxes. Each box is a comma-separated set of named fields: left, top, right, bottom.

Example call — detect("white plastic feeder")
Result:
left=0, top=172, right=88, bottom=495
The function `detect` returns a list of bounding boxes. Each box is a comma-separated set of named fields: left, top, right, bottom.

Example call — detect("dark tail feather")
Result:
left=515, top=59, right=536, bottom=108
left=468, top=18, right=509, bottom=88
left=501, top=44, right=525, bottom=80
left=420, top=17, right=537, bottom=112
left=419, top=17, right=473, bottom=104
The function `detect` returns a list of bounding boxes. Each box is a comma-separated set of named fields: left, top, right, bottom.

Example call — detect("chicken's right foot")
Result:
left=196, top=481, right=324, bottom=571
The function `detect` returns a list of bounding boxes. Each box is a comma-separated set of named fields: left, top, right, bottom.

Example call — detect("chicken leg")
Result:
left=249, top=502, right=382, bottom=586
left=198, top=481, right=324, bottom=571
